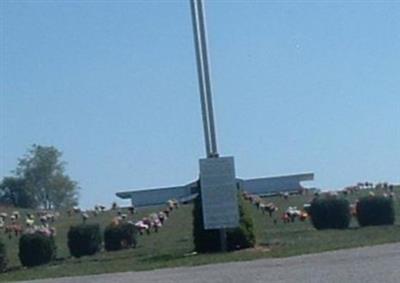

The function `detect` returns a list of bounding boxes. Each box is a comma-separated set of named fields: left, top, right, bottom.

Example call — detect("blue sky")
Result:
left=1, top=1, right=399, bottom=208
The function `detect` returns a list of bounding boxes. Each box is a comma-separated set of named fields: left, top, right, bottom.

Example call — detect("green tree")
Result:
left=0, top=176, right=35, bottom=208
left=1, top=144, right=79, bottom=209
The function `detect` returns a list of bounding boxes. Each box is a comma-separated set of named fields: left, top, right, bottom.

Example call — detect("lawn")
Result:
left=1, top=186, right=399, bottom=282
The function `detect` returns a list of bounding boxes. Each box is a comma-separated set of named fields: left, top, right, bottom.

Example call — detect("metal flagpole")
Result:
left=190, top=0, right=226, bottom=252
left=190, top=0, right=212, bottom=157
left=195, top=0, right=218, bottom=157
left=190, top=0, right=219, bottom=158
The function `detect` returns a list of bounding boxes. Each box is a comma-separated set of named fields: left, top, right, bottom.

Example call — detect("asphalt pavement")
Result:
left=19, top=242, right=400, bottom=283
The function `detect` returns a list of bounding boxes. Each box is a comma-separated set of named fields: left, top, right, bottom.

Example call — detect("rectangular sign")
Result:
left=199, top=156, right=239, bottom=230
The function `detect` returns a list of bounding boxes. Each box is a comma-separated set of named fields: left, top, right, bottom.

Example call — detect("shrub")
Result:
left=309, top=197, right=350, bottom=230
left=193, top=194, right=221, bottom=253
left=0, top=240, right=7, bottom=272
left=193, top=194, right=255, bottom=253
left=356, top=196, right=395, bottom=227
left=67, top=224, right=101, bottom=258
left=227, top=197, right=255, bottom=251
left=19, top=232, right=56, bottom=267
left=104, top=222, right=138, bottom=251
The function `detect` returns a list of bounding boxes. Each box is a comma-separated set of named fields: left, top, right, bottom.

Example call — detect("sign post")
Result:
left=191, top=0, right=239, bottom=251
left=116, top=0, right=314, bottom=244
left=200, top=157, right=239, bottom=251
left=199, top=157, right=239, bottom=229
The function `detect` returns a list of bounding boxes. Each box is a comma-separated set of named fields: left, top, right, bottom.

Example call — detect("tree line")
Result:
left=0, top=144, right=79, bottom=209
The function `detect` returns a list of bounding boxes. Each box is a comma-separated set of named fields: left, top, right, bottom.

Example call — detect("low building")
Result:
left=116, top=172, right=314, bottom=207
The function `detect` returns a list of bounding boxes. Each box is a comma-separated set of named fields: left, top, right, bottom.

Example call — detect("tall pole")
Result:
left=190, top=0, right=218, bottom=158
left=195, top=0, right=218, bottom=157
left=190, top=0, right=226, bottom=252
left=190, top=0, right=212, bottom=157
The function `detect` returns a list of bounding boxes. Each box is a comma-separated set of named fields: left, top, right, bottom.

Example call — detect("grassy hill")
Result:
left=1, top=186, right=399, bottom=282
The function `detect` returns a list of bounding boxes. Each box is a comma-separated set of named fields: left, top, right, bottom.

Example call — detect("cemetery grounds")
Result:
left=0, top=186, right=399, bottom=282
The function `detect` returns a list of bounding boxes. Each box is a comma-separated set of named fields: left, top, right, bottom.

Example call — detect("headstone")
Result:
left=199, top=156, right=239, bottom=230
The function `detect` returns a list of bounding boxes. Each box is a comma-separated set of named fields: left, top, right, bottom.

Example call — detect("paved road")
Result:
left=20, top=243, right=400, bottom=283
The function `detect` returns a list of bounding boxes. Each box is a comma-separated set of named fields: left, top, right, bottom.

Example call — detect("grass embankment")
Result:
left=1, top=187, right=399, bottom=281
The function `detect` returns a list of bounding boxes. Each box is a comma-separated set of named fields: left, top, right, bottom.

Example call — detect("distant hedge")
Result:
left=356, top=196, right=395, bottom=227
left=104, top=222, right=138, bottom=251
left=193, top=194, right=255, bottom=253
left=310, top=197, right=350, bottom=230
left=67, top=224, right=101, bottom=258
left=0, top=239, right=7, bottom=272
left=19, top=233, right=56, bottom=267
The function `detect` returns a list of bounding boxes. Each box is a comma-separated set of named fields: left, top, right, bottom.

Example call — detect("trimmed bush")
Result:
left=356, top=196, right=395, bottom=227
left=104, top=222, right=138, bottom=251
left=18, top=233, right=56, bottom=267
left=227, top=197, right=255, bottom=251
left=0, top=239, right=7, bottom=272
left=193, top=194, right=221, bottom=253
left=67, top=224, right=101, bottom=258
left=193, top=194, right=255, bottom=253
left=310, top=197, right=350, bottom=230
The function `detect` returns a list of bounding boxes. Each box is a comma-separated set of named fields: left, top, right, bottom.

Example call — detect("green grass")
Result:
left=249, top=189, right=400, bottom=257
left=1, top=187, right=399, bottom=282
